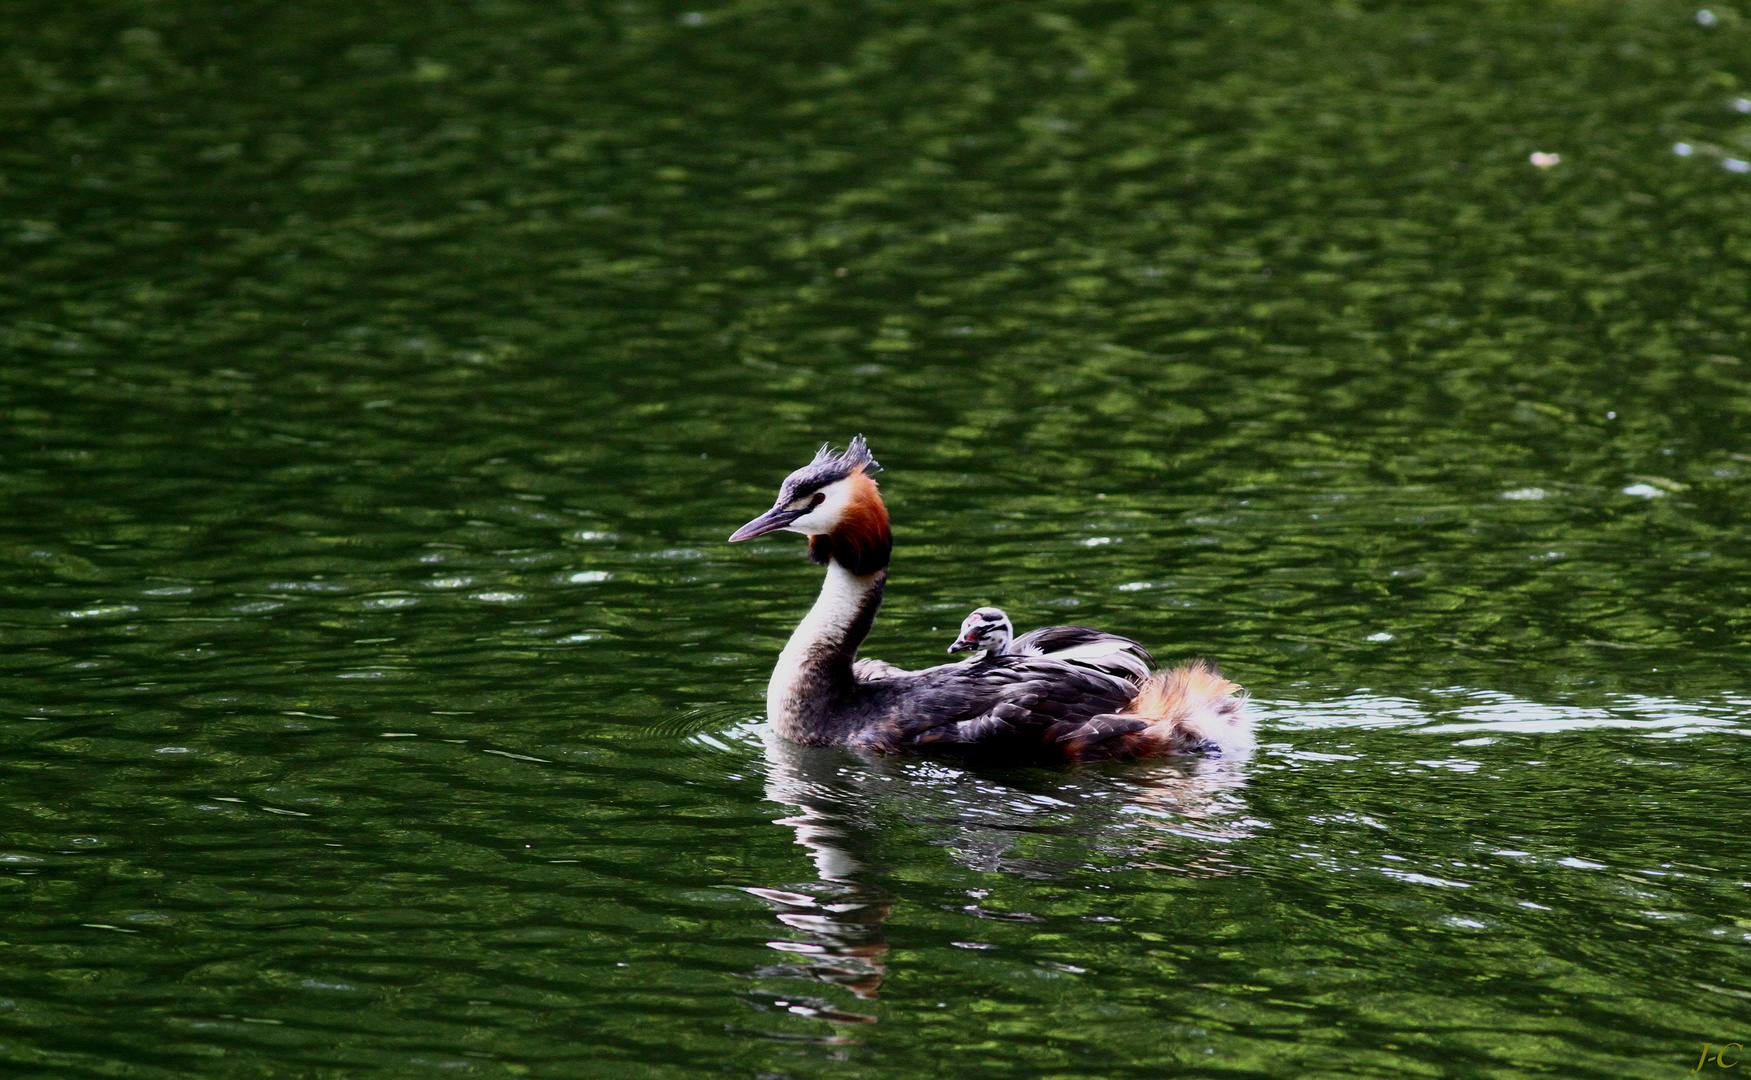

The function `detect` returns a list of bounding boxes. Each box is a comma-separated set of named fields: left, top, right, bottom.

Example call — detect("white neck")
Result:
left=767, top=560, right=881, bottom=736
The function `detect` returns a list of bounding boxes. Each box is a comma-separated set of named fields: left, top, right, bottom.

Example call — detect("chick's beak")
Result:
left=729, top=505, right=804, bottom=542
left=947, top=633, right=979, bottom=654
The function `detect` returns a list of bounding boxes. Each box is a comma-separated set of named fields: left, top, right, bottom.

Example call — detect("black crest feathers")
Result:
left=778, top=435, right=881, bottom=504
left=809, top=435, right=879, bottom=478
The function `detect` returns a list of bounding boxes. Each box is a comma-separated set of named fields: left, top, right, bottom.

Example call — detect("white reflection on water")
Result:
left=1259, top=690, right=1751, bottom=738
left=747, top=727, right=1263, bottom=1006
left=731, top=686, right=1746, bottom=1020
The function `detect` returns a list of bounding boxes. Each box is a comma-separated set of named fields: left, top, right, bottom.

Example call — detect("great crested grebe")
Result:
left=728, top=438, right=1252, bottom=760
left=947, top=606, right=1153, bottom=683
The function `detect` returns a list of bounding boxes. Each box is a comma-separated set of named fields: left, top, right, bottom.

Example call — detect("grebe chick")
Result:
left=728, top=438, right=1252, bottom=761
left=948, top=606, right=1154, bottom=683
left=946, top=607, right=1013, bottom=658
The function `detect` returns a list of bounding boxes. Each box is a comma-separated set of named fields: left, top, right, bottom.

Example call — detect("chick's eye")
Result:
left=809, top=492, right=825, bottom=507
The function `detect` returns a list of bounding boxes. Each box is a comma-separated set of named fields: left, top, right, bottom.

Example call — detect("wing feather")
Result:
left=1010, top=625, right=1153, bottom=682
left=852, top=658, right=907, bottom=680
left=871, top=658, right=1137, bottom=753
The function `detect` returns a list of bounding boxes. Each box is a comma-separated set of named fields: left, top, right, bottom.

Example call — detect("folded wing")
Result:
left=1009, top=624, right=1153, bottom=683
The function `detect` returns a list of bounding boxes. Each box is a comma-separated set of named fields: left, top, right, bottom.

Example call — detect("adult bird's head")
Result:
left=729, top=436, right=891, bottom=576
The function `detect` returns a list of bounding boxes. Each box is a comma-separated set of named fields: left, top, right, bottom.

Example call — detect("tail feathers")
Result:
left=1064, top=660, right=1251, bottom=759
left=1131, top=659, right=1251, bottom=754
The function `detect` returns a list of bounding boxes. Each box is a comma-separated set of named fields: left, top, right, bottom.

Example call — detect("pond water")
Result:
left=3, top=0, right=1750, bottom=1076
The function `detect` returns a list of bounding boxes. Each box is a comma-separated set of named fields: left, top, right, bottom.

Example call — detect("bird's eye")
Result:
left=809, top=492, right=825, bottom=507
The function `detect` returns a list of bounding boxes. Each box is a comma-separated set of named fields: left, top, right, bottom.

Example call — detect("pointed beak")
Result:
left=729, top=506, right=803, bottom=542
left=947, top=633, right=979, bottom=653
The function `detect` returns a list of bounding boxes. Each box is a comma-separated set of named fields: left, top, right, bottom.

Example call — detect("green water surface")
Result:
left=3, top=0, right=1750, bottom=1076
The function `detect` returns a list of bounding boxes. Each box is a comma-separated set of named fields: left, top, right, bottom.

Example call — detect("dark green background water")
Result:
left=4, top=0, right=1750, bottom=1076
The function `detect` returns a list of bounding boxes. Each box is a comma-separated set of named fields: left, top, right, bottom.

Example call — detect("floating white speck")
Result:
left=1501, top=487, right=1546, bottom=500
left=1698, top=9, right=1718, bottom=26
left=1382, top=869, right=1472, bottom=888
left=472, top=592, right=524, bottom=602
left=1622, top=483, right=1666, bottom=498
left=1116, top=582, right=1152, bottom=592
left=63, top=605, right=139, bottom=619
left=1080, top=537, right=1114, bottom=546
left=1724, top=158, right=1750, bottom=173
left=1416, top=758, right=1481, bottom=773
left=1365, top=632, right=1395, bottom=642
left=557, top=633, right=599, bottom=643
left=1674, top=142, right=1695, bottom=157
left=1736, top=98, right=1751, bottom=113
left=568, top=571, right=610, bottom=584
left=1529, top=152, right=1561, bottom=168
left=424, top=577, right=472, bottom=588
left=482, top=749, right=551, bottom=763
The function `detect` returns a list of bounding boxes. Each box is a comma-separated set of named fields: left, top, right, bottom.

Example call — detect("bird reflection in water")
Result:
left=744, top=732, right=894, bottom=1021
left=744, top=727, right=1259, bottom=1022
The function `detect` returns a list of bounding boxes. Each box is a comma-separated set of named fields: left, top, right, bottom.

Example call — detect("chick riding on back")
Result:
left=947, top=606, right=1153, bottom=683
